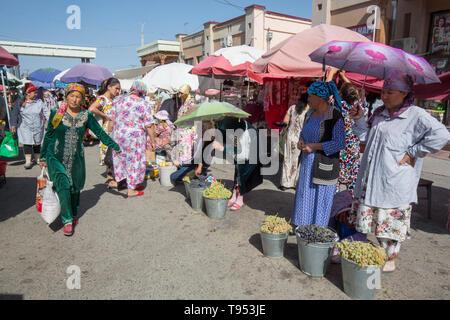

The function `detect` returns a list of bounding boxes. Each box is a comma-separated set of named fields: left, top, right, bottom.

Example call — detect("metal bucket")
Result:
left=296, top=237, right=336, bottom=277
left=189, top=184, right=208, bottom=212
left=341, top=256, right=382, bottom=300
left=204, top=197, right=229, bottom=219
left=260, top=230, right=288, bottom=258
left=159, top=165, right=177, bottom=187
left=184, top=181, right=191, bottom=199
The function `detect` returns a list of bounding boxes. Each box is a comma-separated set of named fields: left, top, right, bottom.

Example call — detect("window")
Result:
left=318, top=3, right=322, bottom=11
left=185, top=58, right=194, bottom=66
left=403, top=13, right=411, bottom=38
left=248, top=22, right=252, bottom=29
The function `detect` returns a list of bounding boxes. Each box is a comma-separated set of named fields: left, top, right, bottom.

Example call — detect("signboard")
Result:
left=348, top=24, right=374, bottom=41
left=429, top=10, right=450, bottom=54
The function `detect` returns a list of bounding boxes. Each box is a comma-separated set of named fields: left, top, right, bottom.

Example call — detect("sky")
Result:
left=0, top=0, right=312, bottom=77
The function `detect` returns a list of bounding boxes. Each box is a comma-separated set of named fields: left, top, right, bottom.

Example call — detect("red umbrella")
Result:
left=192, top=55, right=253, bottom=77
left=0, top=46, right=19, bottom=66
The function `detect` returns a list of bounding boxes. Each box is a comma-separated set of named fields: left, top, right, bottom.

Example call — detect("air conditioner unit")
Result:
left=227, top=34, right=233, bottom=47
left=390, top=37, right=418, bottom=54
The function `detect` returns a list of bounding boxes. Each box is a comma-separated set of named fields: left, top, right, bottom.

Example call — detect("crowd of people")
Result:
left=1, top=69, right=449, bottom=274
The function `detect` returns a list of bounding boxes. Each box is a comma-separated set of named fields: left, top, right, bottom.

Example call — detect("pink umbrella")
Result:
left=309, top=40, right=440, bottom=84
left=249, top=24, right=370, bottom=78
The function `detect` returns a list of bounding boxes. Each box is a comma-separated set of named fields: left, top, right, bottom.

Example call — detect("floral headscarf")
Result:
left=51, top=83, right=86, bottom=129
left=129, top=80, right=148, bottom=96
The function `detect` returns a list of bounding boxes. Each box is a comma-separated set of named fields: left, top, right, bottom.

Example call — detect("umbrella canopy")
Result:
left=142, top=62, right=199, bottom=94
left=173, top=101, right=250, bottom=128
left=309, top=40, right=440, bottom=84
left=249, top=24, right=370, bottom=78
left=0, top=46, right=19, bottom=66
left=28, top=68, right=61, bottom=83
left=346, top=71, right=450, bottom=100
left=61, top=63, right=113, bottom=86
left=31, top=80, right=55, bottom=89
left=53, top=68, right=70, bottom=82
left=192, top=45, right=265, bottom=77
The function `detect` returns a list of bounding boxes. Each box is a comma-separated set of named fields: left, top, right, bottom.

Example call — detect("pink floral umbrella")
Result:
left=309, top=40, right=440, bottom=84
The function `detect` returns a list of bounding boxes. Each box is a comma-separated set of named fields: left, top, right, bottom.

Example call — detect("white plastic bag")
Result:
left=40, top=168, right=61, bottom=224
left=236, top=121, right=251, bottom=162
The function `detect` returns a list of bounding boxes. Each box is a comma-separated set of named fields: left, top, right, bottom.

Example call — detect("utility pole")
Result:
left=141, top=23, right=145, bottom=47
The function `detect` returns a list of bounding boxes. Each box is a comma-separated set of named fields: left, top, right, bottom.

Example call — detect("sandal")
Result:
left=128, top=191, right=144, bottom=198
left=230, top=203, right=243, bottom=211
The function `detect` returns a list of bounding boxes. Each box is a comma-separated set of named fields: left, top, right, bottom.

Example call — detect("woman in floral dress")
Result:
left=89, top=78, right=121, bottom=177
left=169, top=84, right=198, bottom=166
left=109, top=80, right=156, bottom=197
left=280, top=93, right=309, bottom=190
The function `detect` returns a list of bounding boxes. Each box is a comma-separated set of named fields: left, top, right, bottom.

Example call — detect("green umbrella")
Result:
left=173, top=101, right=251, bottom=128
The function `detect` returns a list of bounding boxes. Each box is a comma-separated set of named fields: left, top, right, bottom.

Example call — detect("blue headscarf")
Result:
left=307, top=81, right=343, bottom=112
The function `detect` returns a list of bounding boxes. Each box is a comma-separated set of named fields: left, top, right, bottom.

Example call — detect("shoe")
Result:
left=136, top=185, right=145, bottom=191
left=128, top=191, right=144, bottom=198
left=24, top=163, right=33, bottom=170
left=278, top=186, right=287, bottom=191
left=230, top=203, right=243, bottom=211
left=63, top=223, right=73, bottom=236
left=73, top=218, right=78, bottom=226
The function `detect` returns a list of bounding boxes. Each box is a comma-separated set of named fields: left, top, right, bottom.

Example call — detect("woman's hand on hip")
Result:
left=398, top=153, right=415, bottom=168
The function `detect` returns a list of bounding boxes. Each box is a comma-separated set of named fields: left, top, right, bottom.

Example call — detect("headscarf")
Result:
left=368, top=70, right=415, bottom=127
left=155, top=110, right=174, bottom=128
left=307, top=81, right=343, bottom=112
left=25, top=83, right=38, bottom=95
left=178, top=84, right=191, bottom=95
left=51, top=83, right=86, bottom=129
left=129, top=80, right=148, bottom=96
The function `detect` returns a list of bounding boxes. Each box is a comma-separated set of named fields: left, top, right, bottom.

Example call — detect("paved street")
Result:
left=0, top=145, right=449, bottom=300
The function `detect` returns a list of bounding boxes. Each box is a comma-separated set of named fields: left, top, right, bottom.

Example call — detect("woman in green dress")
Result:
left=39, top=83, right=121, bottom=236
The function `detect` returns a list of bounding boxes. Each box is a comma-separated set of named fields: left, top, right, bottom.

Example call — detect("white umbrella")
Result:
left=53, top=68, right=70, bottom=83
left=142, top=62, right=199, bottom=94
left=213, top=45, right=265, bottom=66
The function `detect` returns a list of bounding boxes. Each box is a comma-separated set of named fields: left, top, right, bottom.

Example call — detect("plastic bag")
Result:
left=0, top=131, right=19, bottom=158
left=36, top=167, right=61, bottom=224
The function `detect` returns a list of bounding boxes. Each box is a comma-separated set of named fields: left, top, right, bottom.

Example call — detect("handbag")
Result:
left=0, top=131, right=19, bottom=158
left=104, top=146, right=113, bottom=167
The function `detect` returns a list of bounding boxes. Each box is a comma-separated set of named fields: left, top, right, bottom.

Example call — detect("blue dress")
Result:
left=292, top=114, right=346, bottom=227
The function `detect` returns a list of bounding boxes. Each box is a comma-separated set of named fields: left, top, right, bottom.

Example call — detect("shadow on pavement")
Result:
left=248, top=233, right=263, bottom=255
left=0, top=177, right=36, bottom=222
left=49, top=183, right=112, bottom=232
left=244, top=189, right=295, bottom=220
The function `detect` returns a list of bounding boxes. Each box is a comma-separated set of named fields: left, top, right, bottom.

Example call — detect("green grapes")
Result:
left=261, top=215, right=292, bottom=234
left=203, top=182, right=232, bottom=199
left=335, top=240, right=387, bottom=268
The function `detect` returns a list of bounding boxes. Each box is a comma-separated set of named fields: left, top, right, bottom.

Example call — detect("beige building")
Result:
left=138, top=4, right=311, bottom=67
left=312, top=0, right=450, bottom=73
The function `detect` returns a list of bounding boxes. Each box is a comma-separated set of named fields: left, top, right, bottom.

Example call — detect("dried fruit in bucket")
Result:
left=203, top=182, right=232, bottom=199
left=335, top=240, right=387, bottom=268
left=296, top=224, right=338, bottom=243
left=261, top=215, right=292, bottom=234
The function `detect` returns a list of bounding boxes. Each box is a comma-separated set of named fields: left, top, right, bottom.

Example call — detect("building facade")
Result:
left=138, top=4, right=311, bottom=67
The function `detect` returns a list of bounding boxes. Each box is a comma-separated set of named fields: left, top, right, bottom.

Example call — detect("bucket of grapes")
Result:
left=260, top=215, right=292, bottom=258
left=296, top=225, right=339, bottom=277
left=202, top=182, right=232, bottom=219
left=335, top=240, right=387, bottom=300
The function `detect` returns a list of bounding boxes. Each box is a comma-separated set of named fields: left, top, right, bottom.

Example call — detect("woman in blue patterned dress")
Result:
left=292, top=81, right=346, bottom=227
